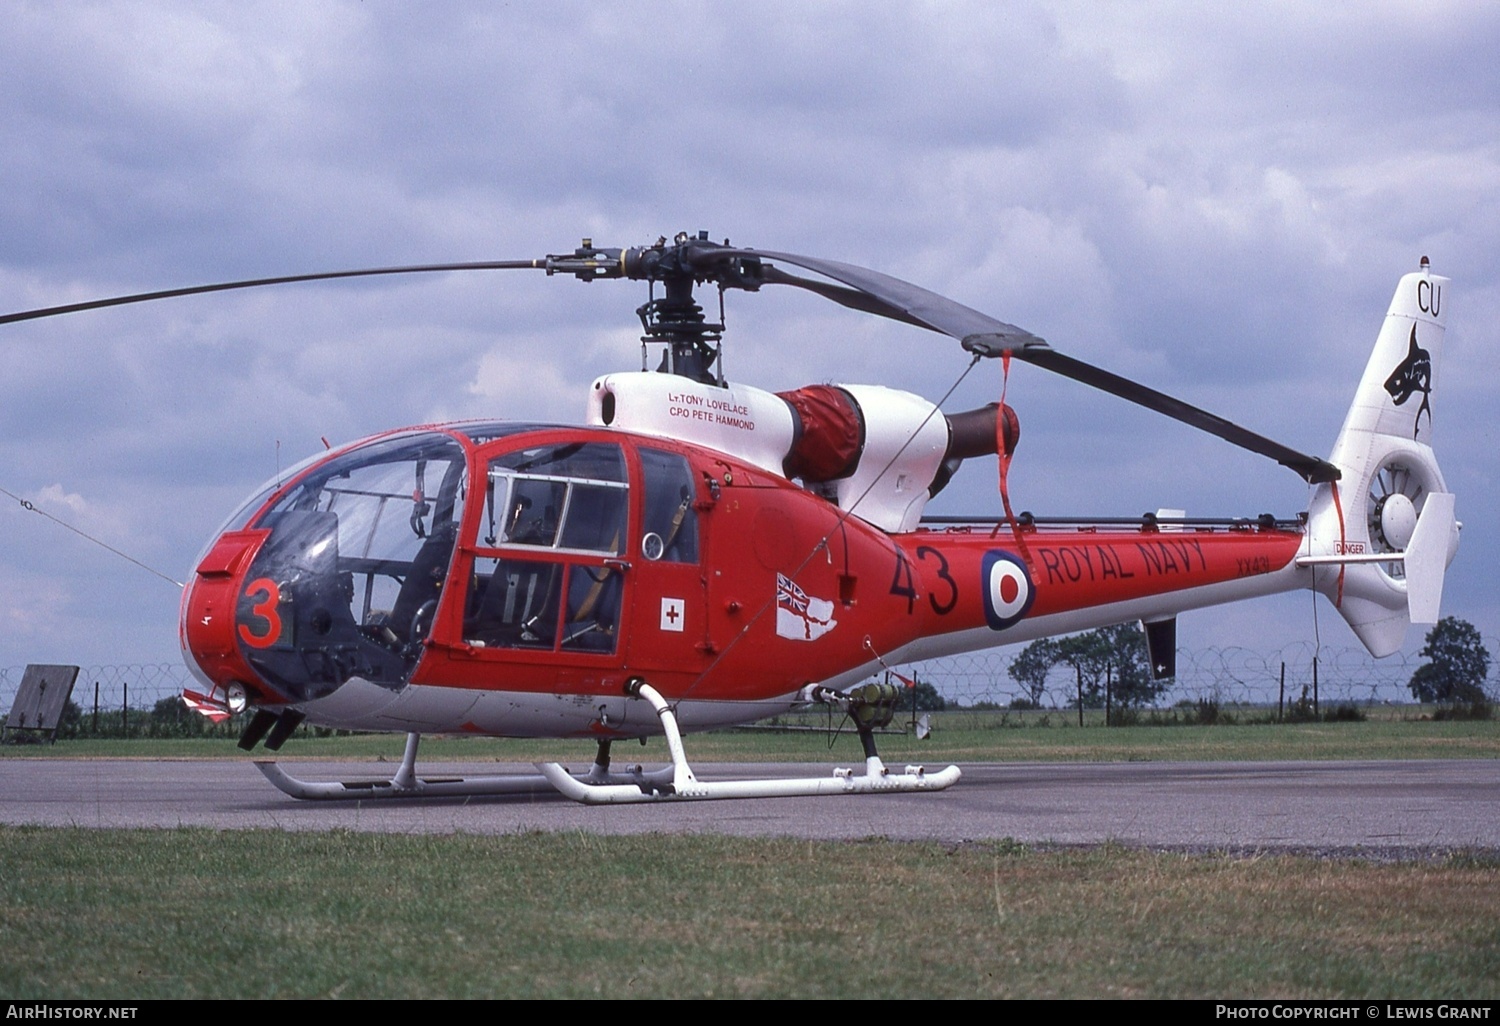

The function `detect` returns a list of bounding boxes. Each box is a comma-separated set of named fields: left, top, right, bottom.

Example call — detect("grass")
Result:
left=5, top=711, right=1499, bottom=763
left=4, top=714, right=1497, bottom=998
left=0, top=827, right=1496, bottom=999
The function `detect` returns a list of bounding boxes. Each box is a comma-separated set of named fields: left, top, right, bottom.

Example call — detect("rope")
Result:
left=1, top=484, right=184, bottom=588
left=681, top=354, right=983, bottom=700
left=862, top=636, right=918, bottom=688
left=990, top=349, right=1033, bottom=568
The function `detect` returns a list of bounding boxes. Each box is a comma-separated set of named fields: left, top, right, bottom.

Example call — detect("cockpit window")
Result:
left=241, top=432, right=469, bottom=695
left=207, top=450, right=332, bottom=542
left=264, top=433, right=467, bottom=567
left=483, top=442, right=627, bottom=555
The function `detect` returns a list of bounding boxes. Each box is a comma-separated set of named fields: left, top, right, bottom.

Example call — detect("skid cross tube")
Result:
left=536, top=681, right=961, bottom=804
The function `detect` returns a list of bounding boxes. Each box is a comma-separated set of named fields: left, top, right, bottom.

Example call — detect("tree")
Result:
left=1007, top=639, right=1059, bottom=706
left=1055, top=623, right=1169, bottom=709
left=1409, top=617, right=1491, bottom=708
left=909, top=679, right=947, bottom=712
left=1007, top=623, right=1172, bottom=710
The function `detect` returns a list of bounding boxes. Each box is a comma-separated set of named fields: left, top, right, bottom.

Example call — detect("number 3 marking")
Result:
left=916, top=546, right=958, bottom=615
left=238, top=577, right=283, bottom=649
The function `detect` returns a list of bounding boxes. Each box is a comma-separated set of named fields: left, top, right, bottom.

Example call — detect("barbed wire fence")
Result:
left=917, top=632, right=1500, bottom=715
left=9, top=641, right=1500, bottom=718
left=910, top=643, right=1423, bottom=710
left=1, top=662, right=196, bottom=719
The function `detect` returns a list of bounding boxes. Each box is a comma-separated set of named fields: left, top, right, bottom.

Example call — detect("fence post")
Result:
left=1278, top=662, right=1285, bottom=722
left=1105, top=663, right=1113, bottom=727
left=1312, top=657, right=1319, bottom=718
left=93, top=681, right=100, bottom=735
left=122, top=681, right=128, bottom=737
left=1076, top=665, right=1084, bottom=727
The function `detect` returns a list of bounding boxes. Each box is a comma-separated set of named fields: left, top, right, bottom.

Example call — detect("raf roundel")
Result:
left=981, top=551, right=1035, bottom=631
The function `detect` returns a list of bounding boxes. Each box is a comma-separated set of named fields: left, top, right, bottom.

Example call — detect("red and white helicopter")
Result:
left=4, top=234, right=1459, bottom=803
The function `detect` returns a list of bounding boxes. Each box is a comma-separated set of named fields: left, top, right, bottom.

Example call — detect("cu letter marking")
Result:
left=1418, top=279, right=1441, bottom=316
left=981, top=551, right=1035, bottom=631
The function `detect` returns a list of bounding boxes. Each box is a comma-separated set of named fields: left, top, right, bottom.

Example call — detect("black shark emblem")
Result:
left=1383, top=324, right=1431, bottom=438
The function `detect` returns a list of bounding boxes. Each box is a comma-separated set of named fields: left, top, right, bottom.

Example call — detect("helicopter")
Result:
left=2, top=232, right=1459, bottom=803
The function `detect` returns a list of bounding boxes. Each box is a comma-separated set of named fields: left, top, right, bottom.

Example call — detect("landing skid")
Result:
left=253, top=681, right=961, bottom=803
left=254, top=731, right=675, bottom=801
left=536, top=680, right=961, bottom=804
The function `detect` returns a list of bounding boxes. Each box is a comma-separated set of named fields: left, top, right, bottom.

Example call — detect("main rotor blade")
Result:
left=737, top=245, right=1338, bottom=484
left=5, top=234, right=1341, bottom=484
left=1013, top=347, right=1340, bottom=483
left=0, top=260, right=545, bottom=326
left=746, top=248, right=1043, bottom=348
left=756, top=265, right=928, bottom=329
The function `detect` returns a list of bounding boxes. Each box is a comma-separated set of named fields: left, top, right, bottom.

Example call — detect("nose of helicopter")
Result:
left=180, top=526, right=286, bottom=707
left=181, top=514, right=417, bottom=709
left=180, top=429, right=468, bottom=716
left=180, top=530, right=353, bottom=720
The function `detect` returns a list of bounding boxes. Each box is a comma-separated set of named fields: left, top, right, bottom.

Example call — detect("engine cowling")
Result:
left=587, top=372, right=1016, bottom=532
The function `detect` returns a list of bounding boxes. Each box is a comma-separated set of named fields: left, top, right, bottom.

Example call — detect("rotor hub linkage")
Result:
left=548, top=232, right=767, bottom=386
left=637, top=275, right=723, bottom=385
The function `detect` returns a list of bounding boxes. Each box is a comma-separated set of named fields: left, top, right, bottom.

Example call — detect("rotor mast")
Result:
left=549, top=231, right=767, bottom=387
left=636, top=249, right=724, bottom=386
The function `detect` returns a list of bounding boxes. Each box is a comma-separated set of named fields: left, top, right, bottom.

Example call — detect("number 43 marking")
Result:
left=888, top=547, right=958, bottom=616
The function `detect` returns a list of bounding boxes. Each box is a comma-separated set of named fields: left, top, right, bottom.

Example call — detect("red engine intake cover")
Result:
left=777, top=384, right=863, bottom=481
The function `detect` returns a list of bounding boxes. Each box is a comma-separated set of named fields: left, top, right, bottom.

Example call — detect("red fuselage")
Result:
left=181, top=420, right=1306, bottom=733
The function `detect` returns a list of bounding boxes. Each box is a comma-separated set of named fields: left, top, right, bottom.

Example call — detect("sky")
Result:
left=2, top=1, right=1497, bottom=691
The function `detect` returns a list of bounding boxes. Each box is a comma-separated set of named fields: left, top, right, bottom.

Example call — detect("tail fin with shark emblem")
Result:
left=1299, top=259, right=1460, bottom=657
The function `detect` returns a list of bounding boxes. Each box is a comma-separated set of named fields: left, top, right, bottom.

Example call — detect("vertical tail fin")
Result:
left=1303, top=260, right=1459, bottom=656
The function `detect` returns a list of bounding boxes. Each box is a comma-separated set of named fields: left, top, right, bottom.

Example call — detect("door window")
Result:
left=639, top=447, right=699, bottom=563
left=482, top=442, right=627, bottom=555
left=464, top=441, right=628, bottom=655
